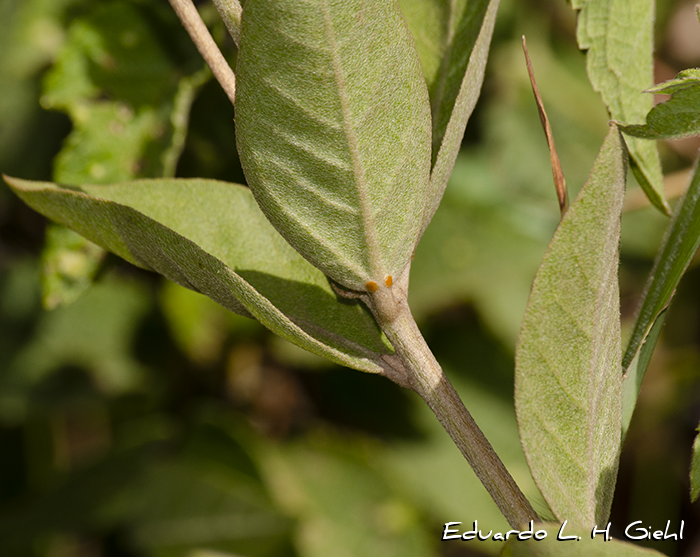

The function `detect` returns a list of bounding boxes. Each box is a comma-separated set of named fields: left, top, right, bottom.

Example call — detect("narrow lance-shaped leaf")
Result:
left=515, top=126, right=626, bottom=528
left=398, top=0, right=500, bottom=238
left=620, top=69, right=700, bottom=140
left=571, top=0, right=670, bottom=215
left=235, top=0, right=431, bottom=292
left=4, top=177, right=401, bottom=380
left=621, top=154, right=700, bottom=436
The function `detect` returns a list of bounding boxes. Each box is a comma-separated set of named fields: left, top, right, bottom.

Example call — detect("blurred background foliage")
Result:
left=2, top=0, right=700, bottom=556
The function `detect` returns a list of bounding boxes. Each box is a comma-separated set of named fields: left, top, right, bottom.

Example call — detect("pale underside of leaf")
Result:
left=235, top=0, right=432, bottom=291
left=572, top=0, right=669, bottom=215
left=5, top=177, right=394, bottom=375
left=515, top=126, right=626, bottom=528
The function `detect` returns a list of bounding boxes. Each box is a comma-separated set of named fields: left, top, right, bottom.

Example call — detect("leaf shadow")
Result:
left=238, top=270, right=387, bottom=355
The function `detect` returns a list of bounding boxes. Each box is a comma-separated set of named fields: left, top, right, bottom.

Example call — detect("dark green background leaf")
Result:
left=36, top=0, right=209, bottom=308
left=621, top=69, right=700, bottom=140
left=622, top=156, right=700, bottom=434
left=400, top=0, right=501, bottom=239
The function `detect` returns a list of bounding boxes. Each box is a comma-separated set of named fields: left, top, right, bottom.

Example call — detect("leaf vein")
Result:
left=260, top=78, right=340, bottom=131
left=264, top=154, right=358, bottom=215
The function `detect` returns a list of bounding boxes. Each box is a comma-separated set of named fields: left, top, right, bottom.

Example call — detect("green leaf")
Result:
left=43, top=1, right=206, bottom=184
left=3, top=274, right=151, bottom=419
left=514, top=126, right=627, bottom=528
left=4, top=177, right=394, bottom=376
left=261, top=433, right=434, bottom=557
left=621, top=69, right=700, bottom=140
left=692, top=422, right=700, bottom=502
left=127, top=458, right=293, bottom=556
left=501, top=523, right=667, bottom=557
left=571, top=0, right=669, bottom=215
left=159, top=281, right=251, bottom=367
left=399, top=0, right=501, bottom=238
left=38, top=0, right=208, bottom=307
left=621, top=310, right=665, bottom=439
left=235, top=0, right=432, bottom=291
left=0, top=420, right=295, bottom=557
left=644, top=68, right=700, bottom=95
left=0, top=0, right=79, bottom=174
left=621, top=156, right=700, bottom=434
left=40, top=224, right=105, bottom=310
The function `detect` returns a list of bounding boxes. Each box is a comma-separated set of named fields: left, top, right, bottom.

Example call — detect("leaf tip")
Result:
left=2, top=174, right=20, bottom=189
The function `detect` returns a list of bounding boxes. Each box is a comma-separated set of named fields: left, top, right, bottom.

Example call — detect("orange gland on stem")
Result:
left=366, top=280, right=379, bottom=293
left=384, top=275, right=393, bottom=288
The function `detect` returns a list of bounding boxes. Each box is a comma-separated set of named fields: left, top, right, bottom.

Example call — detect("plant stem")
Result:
left=371, top=289, right=539, bottom=528
left=168, top=0, right=237, bottom=105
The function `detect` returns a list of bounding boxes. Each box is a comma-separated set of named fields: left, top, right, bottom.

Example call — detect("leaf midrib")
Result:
left=321, top=0, right=383, bottom=281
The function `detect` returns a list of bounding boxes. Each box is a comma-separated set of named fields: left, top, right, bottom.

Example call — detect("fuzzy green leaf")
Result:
left=515, top=126, right=626, bottom=528
left=5, top=177, right=394, bottom=375
left=645, top=68, right=700, bottom=95
left=235, top=0, right=432, bottom=291
left=502, top=523, right=667, bottom=556
left=399, top=0, right=500, bottom=239
left=621, top=156, right=700, bottom=434
left=621, top=69, right=700, bottom=140
left=571, top=0, right=669, bottom=215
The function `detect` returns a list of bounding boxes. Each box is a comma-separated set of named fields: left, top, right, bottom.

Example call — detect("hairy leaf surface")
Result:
left=5, top=177, right=393, bottom=374
left=571, top=0, right=669, bottom=215
left=621, top=69, right=700, bottom=140
left=515, top=127, right=626, bottom=528
left=398, top=0, right=499, bottom=239
left=235, top=0, right=431, bottom=291
left=622, top=156, right=700, bottom=434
